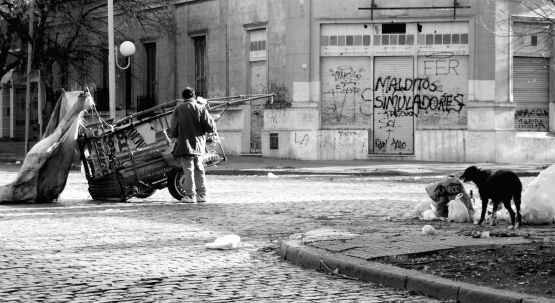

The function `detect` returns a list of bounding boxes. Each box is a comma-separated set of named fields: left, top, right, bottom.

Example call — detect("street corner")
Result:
left=279, top=231, right=554, bottom=303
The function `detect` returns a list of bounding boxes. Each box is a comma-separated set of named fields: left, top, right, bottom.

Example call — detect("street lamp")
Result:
left=107, top=0, right=135, bottom=120
left=116, top=41, right=136, bottom=69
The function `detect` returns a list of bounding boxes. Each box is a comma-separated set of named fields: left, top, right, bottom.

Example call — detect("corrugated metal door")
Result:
left=513, top=57, right=549, bottom=132
left=373, top=57, right=414, bottom=154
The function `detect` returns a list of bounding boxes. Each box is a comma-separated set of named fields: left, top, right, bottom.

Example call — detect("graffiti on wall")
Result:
left=269, top=82, right=290, bottom=102
left=416, top=55, right=468, bottom=129
left=372, top=76, right=465, bottom=118
left=321, top=58, right=373, bottom=128
left=294, top=132, right=309, bottom=146
left=325, top=65, right=366, bottom=119
left=372, top=57, right=414, bottom=154
left=515, top=108, right=549, bottom=131
left=372, top=55, right=467, bottom=154
left=321, top=56, right=468, bottom=154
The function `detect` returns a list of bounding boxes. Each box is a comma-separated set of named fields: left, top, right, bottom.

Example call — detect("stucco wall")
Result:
left=175, top=1, right=222, bottom=97
left=118, top=0, right=555, bottom=164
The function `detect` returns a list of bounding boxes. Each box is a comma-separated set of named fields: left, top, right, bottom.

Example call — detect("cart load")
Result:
left=0, top=90, right=94, bottom=203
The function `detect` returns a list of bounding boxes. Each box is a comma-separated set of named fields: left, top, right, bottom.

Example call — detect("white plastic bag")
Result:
left=205, top=235, right=242, bottom=250
left=411, top=200, right=434, bottom=218
left=422, top=225, right=436, bottom=235
left=422, top=205, right=439, bottom=221
left=448, top=193, right=470, bottom=223
left=521, top=165, right=555, bottom=224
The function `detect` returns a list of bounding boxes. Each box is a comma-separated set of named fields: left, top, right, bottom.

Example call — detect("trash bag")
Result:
left=205, top=235, right=242, bottom=250
left=520, top=164, right=555, bottom=224
left=422, top=205, right=439, bottom=221
left=448, top=193, right=470, bottom=223
left=472, top=203, right=509, bottom=224
left=422, top=225, right=436, bottom=235
left=411, top=200, right=436, bottom=218
left=425, top=175, right=473, bottom=218
left=495, top=206, right=511, bottom=222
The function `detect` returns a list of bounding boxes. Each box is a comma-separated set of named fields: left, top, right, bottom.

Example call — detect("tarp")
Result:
left=0, top=90, right=93, bottom=203
left=520, top=164, right=555, bottom=224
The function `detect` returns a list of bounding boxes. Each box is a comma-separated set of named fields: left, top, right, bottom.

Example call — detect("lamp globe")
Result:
left=119, top=41, right=136, bottom=57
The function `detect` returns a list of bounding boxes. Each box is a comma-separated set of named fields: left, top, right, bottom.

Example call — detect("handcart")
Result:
left=78, top=94, right=274, bottom=201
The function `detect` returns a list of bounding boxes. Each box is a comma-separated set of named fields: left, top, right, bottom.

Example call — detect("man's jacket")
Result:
left=169, top=98, right=216, bottom=156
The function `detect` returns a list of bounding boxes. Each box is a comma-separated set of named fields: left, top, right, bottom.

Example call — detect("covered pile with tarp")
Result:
left=0, top=90, right=93, bottom=203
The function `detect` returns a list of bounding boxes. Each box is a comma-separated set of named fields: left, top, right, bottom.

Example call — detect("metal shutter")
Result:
left=373, top=57, right=414, bottom=154
left=513, top=57, right=549, bottom=132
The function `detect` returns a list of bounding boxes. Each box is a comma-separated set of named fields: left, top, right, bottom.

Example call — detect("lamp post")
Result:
left=107, top=0, right=115, bottom=120
left=107, top=0, right=135, bottom=120
left=24, top=0, right=34, bottom=155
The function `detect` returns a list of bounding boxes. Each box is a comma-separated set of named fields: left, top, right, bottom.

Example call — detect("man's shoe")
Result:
left=180, top=195, right=196, bottom=203
left=196, top=195, right=207, bottom=203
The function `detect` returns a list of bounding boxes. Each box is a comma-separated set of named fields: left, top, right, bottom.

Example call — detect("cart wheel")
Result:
left=167, top=168, right=186, bottom=200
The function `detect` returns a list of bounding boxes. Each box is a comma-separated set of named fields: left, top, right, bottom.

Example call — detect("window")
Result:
left=363, top=35, right=371, bottom=45
left=193, top=36, right=207, bottom=98
left=531, top=35, right=538, bottom=46
left=269, top=133, right=279, bottom=149
left=137, top=42, right=156, bottom=111
left=382, top=23, right=406, bottom=34
left=145, top=42, right=156, bottom=99
left=94, top=49, right=109, bottom=111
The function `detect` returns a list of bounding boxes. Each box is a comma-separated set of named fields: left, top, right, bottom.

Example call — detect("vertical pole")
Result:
left=371, top=0, right=374, bottom=21
left=9, top=78, right=14, bottom=138
left=24, top=0, right=34, bottom=155
left=37, top=70, right=42, bottom=139
left=108, top=0, right=116, bottom=120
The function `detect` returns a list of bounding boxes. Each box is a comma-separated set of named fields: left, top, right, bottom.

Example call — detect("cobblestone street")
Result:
left=0, top=166, right=516, bottom=302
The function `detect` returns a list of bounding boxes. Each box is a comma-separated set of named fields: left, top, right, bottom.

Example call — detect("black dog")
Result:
left=459, top=166, right=522, bottom=229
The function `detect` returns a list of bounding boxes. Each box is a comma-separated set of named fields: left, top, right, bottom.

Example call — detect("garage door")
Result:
left=513, top=57, right=549, bottom=132
left=373, top=56, right=414, bottom=154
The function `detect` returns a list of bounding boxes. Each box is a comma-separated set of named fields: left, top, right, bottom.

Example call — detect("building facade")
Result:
left=4, top=0, right=555, bottom=164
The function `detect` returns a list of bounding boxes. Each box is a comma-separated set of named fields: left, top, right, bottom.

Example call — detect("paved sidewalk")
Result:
left=0, top=139, right=547, bottom=177
left=208, top=155, right=546, bottom=177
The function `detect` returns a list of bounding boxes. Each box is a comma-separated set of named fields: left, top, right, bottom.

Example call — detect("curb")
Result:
left=0, top=157, right=24, bottom=163
left=206, top=169, right=418, bottom=177
left=206, top=169, right=540, bottom=177
left=0, top=156, right=543, bottom=177
left=279, top=240, right=555, bottom=303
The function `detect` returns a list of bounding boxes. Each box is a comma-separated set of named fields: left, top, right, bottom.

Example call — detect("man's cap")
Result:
left=182, top=87, right=195, bottom=99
